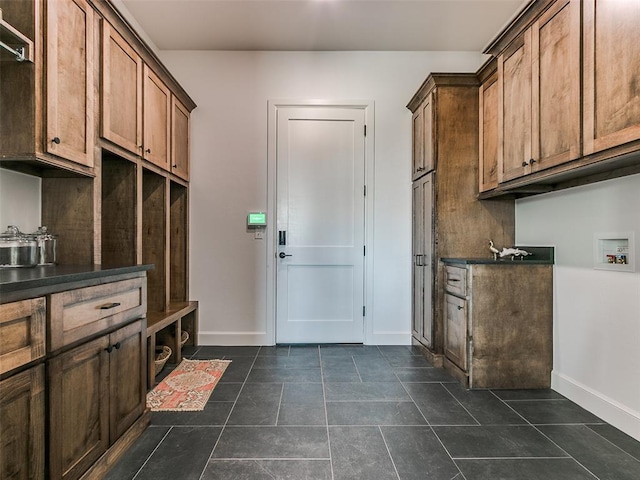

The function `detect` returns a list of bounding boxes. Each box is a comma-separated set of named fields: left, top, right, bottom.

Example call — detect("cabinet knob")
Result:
left=522, top=160, right=529, bottom=167
left=114, top=342, right=121, bottom=350
left=457, top=305, right=464, bottom=310
left=529, top=158, right=536, bottom=164
left=146, top=148, right=151, bottom=154
left=52, top=137, right=61, bottom=144
left=172, top=164, right=177, bottom=168
left=105, top=345, right=114, bottom=353
left=417, top=167, right=426, bottom=172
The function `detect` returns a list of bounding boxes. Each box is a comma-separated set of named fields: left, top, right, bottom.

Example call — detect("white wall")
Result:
left=0, top=169, right=41, bottom=234
left=516, top=174, right=640, bottom=441
left=159, top=50, right=486, bottom=345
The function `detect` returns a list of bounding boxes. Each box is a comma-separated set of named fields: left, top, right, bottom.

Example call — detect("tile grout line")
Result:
left=197, top=348, right=261, bottom=480
left=131, top=426, right=174, bottom=480
left=486, top=389, right=604, bottom=480
left=377, top=425, right=402, bottom=480
left=319, top=345, right=336, bottom=480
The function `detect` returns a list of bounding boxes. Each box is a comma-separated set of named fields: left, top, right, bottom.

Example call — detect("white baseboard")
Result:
left=367, top=331, right=412, bottom=345
left=552, top=371, right=640, bottom=442
left=198, top=331, right=271, bottom=346
left=198, top=331, right=412, bottom=346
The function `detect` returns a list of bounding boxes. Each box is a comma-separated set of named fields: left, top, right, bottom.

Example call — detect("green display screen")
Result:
left=247, top=212, right=267, bottom=226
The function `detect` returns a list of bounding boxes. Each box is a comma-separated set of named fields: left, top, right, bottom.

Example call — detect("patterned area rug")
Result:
left=147, top=359, right=231, bottom=411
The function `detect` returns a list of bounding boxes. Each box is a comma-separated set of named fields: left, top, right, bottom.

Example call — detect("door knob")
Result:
left=278, top=252, right=293, bottom=259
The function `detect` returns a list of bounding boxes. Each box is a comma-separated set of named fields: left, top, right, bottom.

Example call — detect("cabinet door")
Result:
left=498, top=31, right=532, bottom=183
left=48, top=336, right=110, bottom=480
left=0, top=297, right=46, bottom=376
left=531, top=0, right=581, bottom=170
left=479, top=72, right=499, bottom=192
left=109, top=319, right=146, bottom=442
left=0, top=365, right=45, bottom=480
left=411, top=105, right=424, bottom=180
left=171, top=96, right=190, bottom=180
left=422, top=92, right=436, bottom=175
left=101, top=21, right=143, bottom=156
left=412, top=92, right=435, bottom=180
left=583, top=0, right=640, bottom=155
left=46, top=0, right=94, bottom=167
left=444, top=293, right=467, bottom=371
left=412, top=174, right=433, bottom=348
left=143, top=65, right=171, bottom=170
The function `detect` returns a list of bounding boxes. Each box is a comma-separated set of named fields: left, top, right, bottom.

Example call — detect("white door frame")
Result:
left=266, top=100, right=375, bottom=345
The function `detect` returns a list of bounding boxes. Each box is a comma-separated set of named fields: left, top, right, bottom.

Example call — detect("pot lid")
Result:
left=0, top=225, right=36, bottom=245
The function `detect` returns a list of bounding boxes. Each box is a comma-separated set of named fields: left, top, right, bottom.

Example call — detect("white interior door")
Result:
left=276, top=106, right=366, bottom=344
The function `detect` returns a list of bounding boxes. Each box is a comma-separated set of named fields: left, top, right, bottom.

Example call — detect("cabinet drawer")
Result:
left=444, top=265, right=467, bottom=296
left=49, top=277, right=146, bottom=352
left=0, top=298, right=46, bottom=375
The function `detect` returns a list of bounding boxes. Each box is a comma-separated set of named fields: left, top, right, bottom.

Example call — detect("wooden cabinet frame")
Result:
left=482, top=0, right=640, bottom=198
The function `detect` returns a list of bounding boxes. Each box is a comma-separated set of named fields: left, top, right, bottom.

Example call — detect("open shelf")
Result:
left=170, top=181, right=188, bottom=303
left=142, top=168, right=167, bottom=312
left=102, top=153, right=137, bottom=265
left=41, top=177, right=94, bottom=265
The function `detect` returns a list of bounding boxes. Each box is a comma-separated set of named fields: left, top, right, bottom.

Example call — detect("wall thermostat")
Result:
left=247, top=212, right=267, bottom=228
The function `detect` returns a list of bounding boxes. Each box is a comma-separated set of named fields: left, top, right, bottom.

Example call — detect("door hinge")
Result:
left=363, top=306, right=366, bottom=317
left=364, top=185, right=367, bottom=196
left=364, top=125, right=367, bottom=137
left=363, top=245, right=366, bottom=256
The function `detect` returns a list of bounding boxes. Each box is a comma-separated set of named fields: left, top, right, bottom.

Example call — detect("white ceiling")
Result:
left=119, top=0, right=530, bottom=52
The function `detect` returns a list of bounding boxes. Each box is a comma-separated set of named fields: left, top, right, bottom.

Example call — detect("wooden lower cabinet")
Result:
left=443, top=262, right=553, bottom=389
left=48, top=319, right=146, bottom=480
left=0, top=365, right=45, bottom=480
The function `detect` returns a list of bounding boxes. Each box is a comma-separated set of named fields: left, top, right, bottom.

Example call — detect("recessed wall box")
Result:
left=247, top=212, right=267, bottom=228
left=593, top=232, right=635, bottom=272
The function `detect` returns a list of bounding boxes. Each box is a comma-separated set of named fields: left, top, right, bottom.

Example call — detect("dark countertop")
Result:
left=442, top=246, right=555, bottom=265
left=0, top=264, right=154, bottom=298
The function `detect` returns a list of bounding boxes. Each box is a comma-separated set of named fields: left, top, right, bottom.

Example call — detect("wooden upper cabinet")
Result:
left=412, top=91, right=435, bottom=180
left=45, top=0, right=94, bottom=167
left=101, top=20, right=143, bottom=156
left=531, top=0, right=581, bottom=168
left=583, top=0, right=640, bottom=155
left=498, top=32, right=532, bottom=183
left=143, top=65, right=171, bottom=170
left=411, top=104, right=424, bottom=180
left=498, top=0, right=580, bottom=184
left=171, top=96, right=190, bottom=180
left=479, top=71, right=499, bottom=192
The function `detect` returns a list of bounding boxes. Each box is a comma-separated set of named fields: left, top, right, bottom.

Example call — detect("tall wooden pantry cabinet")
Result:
left=407, top=74, right=515, bottom=362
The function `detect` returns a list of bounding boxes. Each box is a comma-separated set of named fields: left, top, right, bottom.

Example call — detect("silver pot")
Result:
left=29, top=226, right=58, bottom=265
left=0, top=225, right=37, bottom=268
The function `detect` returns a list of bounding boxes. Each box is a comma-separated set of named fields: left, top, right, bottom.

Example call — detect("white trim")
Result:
left=198, top=331, right=270, bottom=346
left=552, top=371, right=640, bottom=441
left=267, top=99, right=375, bottom=345
left=369, top=332, right=412, bottom=345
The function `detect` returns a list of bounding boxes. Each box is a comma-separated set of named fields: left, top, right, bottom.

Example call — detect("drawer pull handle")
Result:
left=100, top=302, right=121, bottom=310
left=448, top=279, right=460, bottom=282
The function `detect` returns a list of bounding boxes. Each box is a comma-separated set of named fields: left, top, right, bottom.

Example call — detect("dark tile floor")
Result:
left=107, top=345, right=640, bottom=480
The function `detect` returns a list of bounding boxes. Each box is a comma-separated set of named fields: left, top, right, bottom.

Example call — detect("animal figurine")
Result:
left=489, top=240, right=532, bottom=260
left=499, top=247, right=531, bottom=260
left=489, top=240, right=500, bottom=260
